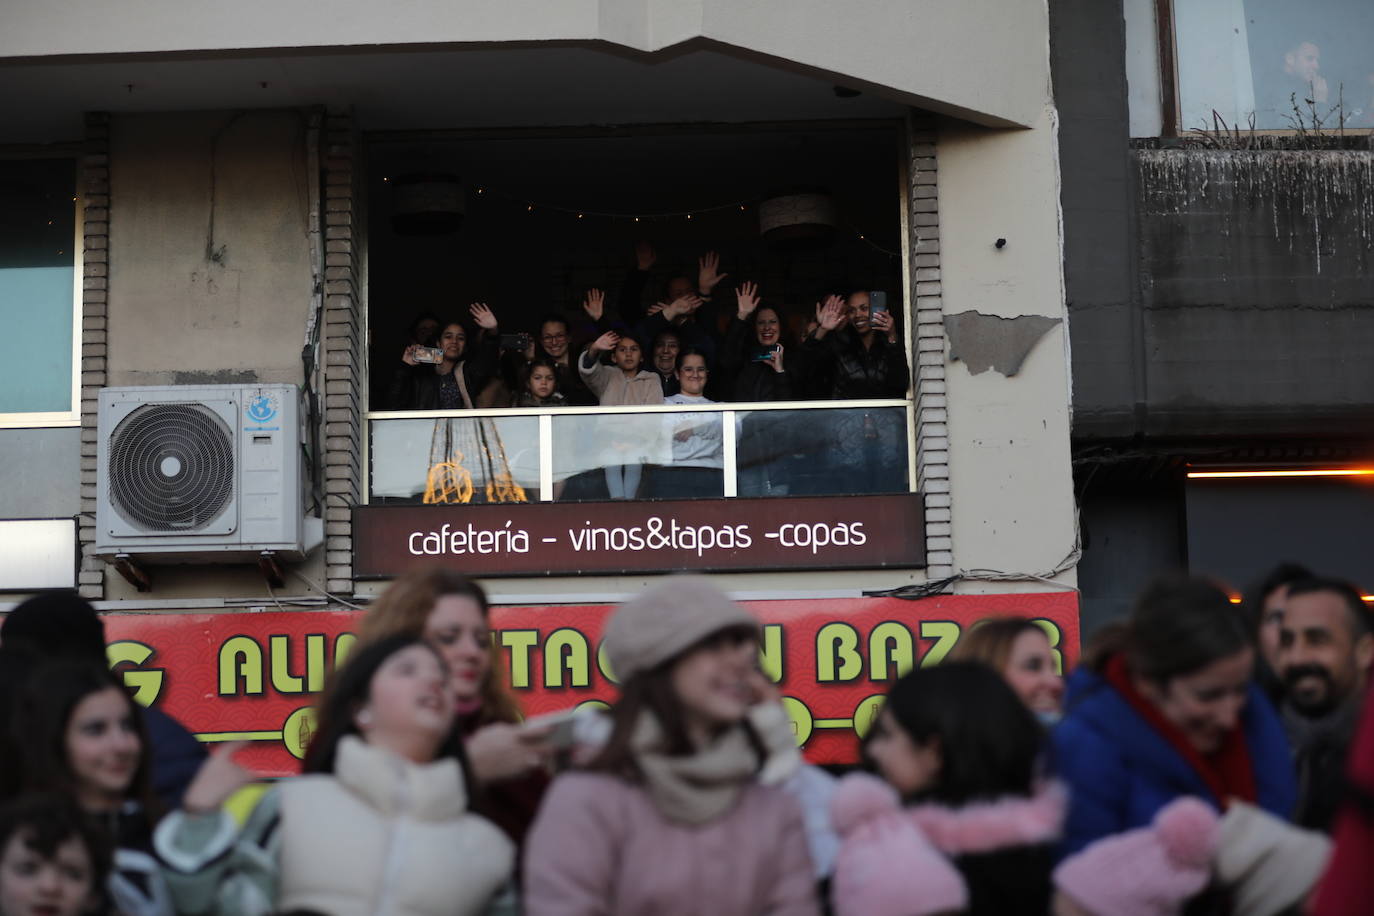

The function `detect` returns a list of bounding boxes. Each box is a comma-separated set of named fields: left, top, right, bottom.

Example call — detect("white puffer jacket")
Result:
left=156, top=736, right=514, bottom=916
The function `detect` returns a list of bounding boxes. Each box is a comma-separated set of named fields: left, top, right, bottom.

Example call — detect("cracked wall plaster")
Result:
left=944, top=311, right=1061, bottom=377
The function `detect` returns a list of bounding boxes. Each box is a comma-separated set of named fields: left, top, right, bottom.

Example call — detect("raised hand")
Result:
left=736, top=281, right=760, bottom=320
left=182, top=741, right=256, bottom=815
left=647, top=302, right=667, bottom=317
left=583, top=288, right=605, bottom=322
left=698, top=251, right=728, bottom=294
left=665, top=293, right=703, bottom=321
left=814, top=295, right=846, bottom=337
left=466, top=722, right=555, bottom=784
left=635, top=240, right=657, bottom=272
left=591, top=330, right=620, bottom=353
left=765, top=343, right=785, bottom=374
left=401, top=344, right=420, bottom=366
left=469, top=302, right=498, bottom=331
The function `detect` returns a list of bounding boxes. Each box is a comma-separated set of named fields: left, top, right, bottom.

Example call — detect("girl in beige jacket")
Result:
left=578, top=330, right=664, bottom=499
left=155, top=634, right=514, bottom=916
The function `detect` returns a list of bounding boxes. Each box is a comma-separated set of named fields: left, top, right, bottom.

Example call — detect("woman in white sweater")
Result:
left=154, top=634, right=513, bottom=916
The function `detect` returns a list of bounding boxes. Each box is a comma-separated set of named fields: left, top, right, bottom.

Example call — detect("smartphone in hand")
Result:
left=412, top=346, right=444, bottom=364
left=869, top=291, right=889, bottom=320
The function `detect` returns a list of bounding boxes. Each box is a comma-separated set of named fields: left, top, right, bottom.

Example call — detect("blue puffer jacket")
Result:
left=1051, top=665, right=1297, bottom=857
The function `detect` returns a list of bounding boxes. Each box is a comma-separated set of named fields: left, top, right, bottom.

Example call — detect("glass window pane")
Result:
left=0, top=159, right=76, bottom=415
left=551, top=410, right=725, bottom=501
left=736, top=406, right=909, bottom=498
left=370, top=416, right=540, bottom=504
left=1176, top=0, right=1374, bottom=130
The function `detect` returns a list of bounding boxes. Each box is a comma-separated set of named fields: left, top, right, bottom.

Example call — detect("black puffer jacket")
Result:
left=386, top=337, right=499, bottom=410
left=805, top=328, right=909, bottom=399
left=720, top=316, right=797, bottom=402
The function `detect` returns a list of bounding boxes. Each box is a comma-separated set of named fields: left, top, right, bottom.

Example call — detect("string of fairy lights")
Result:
left=381, top=176, right=902, bottom=258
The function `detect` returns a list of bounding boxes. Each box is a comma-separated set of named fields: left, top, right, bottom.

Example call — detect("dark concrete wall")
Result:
left=1134, top=149, right=1374, bottom=437
left=1049, top=0, right=1141, bottom=441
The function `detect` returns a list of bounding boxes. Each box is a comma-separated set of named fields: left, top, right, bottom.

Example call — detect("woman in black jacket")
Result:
left=722, top=282, right=811, bottom=496
left=387, top=303, right=501, bottom=410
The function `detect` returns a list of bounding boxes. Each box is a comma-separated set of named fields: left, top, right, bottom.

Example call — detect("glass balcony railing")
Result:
left=367, top=401, right=911, bottom=504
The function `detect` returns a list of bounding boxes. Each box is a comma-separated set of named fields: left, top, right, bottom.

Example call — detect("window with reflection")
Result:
left=1175, top=0, right=1374, bottom=130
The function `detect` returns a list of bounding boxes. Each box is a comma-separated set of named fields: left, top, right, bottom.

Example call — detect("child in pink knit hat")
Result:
left=1052, top=797, right=1220, bottom=916
left=830, top=774, right=968, bottom=916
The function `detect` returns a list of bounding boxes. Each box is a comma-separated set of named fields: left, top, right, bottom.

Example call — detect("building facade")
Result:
left=0, top=0, right=1081, bottom=769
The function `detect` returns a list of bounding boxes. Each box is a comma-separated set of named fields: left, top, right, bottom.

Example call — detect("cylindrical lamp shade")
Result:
left=391, top=173, right=466, bottom=236
left=758, top=192, right=837, bottom=249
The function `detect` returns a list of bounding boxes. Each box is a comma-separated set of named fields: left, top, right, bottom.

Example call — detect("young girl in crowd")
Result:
left=651, top=349, right=723, bottom=498
left=0, top=795, right=112, bottom=916
left=831, top=662, right=1065, bottom=916
left=578, top=329, right=663, bottom=499
left=524, top=576, right=819, bottom=915
left=154, top=634, right=513, bottom=916
left=357, top=570, right=553, bottom=848
left=1053, top=575, right=1297, bottom=856
left=514, top=358, right=567, bottom=408
left=950, top=618, right=1065, bottom=724
left=12, top=660, right=173, bottom=916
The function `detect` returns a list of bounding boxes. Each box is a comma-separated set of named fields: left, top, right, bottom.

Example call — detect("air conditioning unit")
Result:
left=95, top=385, right=323, bottom=562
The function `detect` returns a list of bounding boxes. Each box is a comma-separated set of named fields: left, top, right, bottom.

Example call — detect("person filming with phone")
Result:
left=388, top=303, right=502, bottom=410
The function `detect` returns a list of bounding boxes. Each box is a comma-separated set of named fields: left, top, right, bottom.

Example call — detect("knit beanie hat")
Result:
left=830, top=773, right=969, bottom=916
left=1, top=590, right=105, bottom=661
left=602, top=575, right=759, bottom=680
left=1053, top=797, right=1220, bottom=916
left=1215, top=800, right=1330, bottom=916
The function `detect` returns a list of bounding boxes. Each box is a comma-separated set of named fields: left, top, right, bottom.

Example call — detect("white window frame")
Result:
left=0, top=157, right=83, bottom=429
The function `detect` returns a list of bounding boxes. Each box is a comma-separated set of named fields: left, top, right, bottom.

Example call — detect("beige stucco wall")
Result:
left=3, top=0, right=1048, bottom=127
left=102, top=109, right=326, bottom=601
left=108, top=110, right=312, bottom=389
left=937, top=105, right=1078, bottom=592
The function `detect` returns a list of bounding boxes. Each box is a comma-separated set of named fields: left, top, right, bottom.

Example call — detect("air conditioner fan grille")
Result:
left=109, top=403, right=234, bottom=532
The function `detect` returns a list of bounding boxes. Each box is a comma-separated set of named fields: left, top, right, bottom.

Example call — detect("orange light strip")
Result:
left=1230, top=594, right=1374, bottom=602
left=1187, top=469, right=1374, bottom=479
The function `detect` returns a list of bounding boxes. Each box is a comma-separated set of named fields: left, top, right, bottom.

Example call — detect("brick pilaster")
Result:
left=321, top=110, right=363, bottom=595
left=909, top=113, right=952, bottom=580
left=78, top=112, right=111, bottom=599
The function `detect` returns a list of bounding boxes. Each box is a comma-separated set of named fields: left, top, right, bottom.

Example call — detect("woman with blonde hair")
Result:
left=949, top=618, right=1065, bottom=724
left=357, top=568, right=553, bottom=848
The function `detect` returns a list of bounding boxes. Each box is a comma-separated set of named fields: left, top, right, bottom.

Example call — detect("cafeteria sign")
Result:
left=353, top=493, right=926, bottom=577
left=100, top=592, right=1078, bottom=776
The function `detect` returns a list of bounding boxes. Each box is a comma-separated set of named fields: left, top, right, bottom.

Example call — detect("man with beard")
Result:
left=1277, top=577, right=1374, bottom=830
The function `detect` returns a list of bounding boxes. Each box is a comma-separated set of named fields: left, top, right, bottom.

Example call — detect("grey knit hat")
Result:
left=603, top=575, right=760, bottom=680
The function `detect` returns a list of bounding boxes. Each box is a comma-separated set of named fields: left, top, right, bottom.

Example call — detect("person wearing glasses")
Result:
left=533, top=314, right=596, bottom=406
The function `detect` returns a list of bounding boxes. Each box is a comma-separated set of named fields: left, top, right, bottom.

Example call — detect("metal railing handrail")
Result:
left=367, top=398, right=909, bottom=420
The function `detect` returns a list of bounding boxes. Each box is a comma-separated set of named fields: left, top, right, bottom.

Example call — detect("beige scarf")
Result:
left=631, top=711, right=760, bottom=826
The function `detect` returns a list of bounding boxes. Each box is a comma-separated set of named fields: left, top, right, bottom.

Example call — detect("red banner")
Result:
left=101, top=593, right=1079, bottom=777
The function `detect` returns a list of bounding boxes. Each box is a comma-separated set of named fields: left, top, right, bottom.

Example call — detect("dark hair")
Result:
left=12, top=659, right=156, bottom=814
left=874, top=662, right=1042, bottom=805
left=651, top=328, right=682, bottom=350
left=1285, top=577, right=1374, bottom=637
left=0, top=590, right=106, bottom=662
left=537, top=313, right=569, bottom=333
left=1244, top=563, right=1314, bottom=630
left=1124, top=575, right=1253, bottom=685
left=408, top=311, right=442, bottom=343
left=586, top=625, right=762, bottom=778
left=674, top=348, right=709, bottom=373
left=524, top=358, right=560, bottom=392
left=302, top=633, right=478, bottom=800
left=0, top=793, right=112, bottom=894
